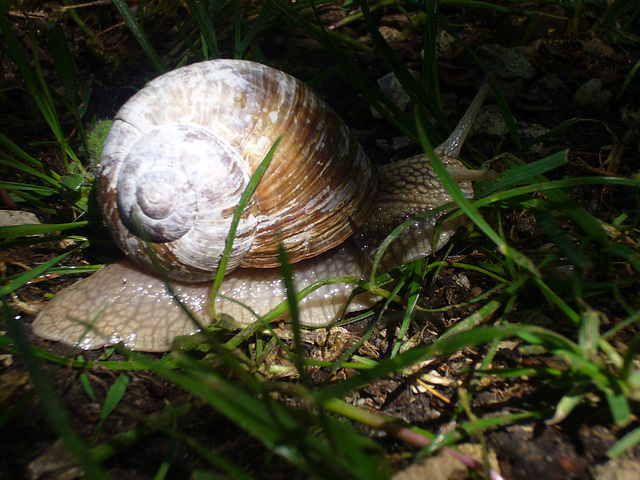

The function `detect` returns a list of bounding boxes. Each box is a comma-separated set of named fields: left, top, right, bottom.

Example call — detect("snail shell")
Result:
left=33, top=60, right=493, bottom=351
left=99, top=60, right=378, bottom=281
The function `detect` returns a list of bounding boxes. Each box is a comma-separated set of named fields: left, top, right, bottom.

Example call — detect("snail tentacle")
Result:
left=436, top=74, right=495, bottom=159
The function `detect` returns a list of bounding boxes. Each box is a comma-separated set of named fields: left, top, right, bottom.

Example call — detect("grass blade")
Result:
left=2, top=298, right=113, bottom=479
left=112, top=0, right=166, bottom=73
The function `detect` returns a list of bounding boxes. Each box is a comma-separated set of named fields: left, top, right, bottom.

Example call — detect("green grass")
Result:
left=1, top=0, right=640, bottom=478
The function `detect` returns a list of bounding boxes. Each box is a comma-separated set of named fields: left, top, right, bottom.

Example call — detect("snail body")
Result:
left=33, top=60, right=492, bottom=352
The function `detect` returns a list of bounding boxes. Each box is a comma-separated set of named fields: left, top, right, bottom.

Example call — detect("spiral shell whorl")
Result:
left=98, top=59, right=378, bottom=281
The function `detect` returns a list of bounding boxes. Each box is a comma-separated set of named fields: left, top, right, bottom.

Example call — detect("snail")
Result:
left=32, top=59, right=493, bottom=352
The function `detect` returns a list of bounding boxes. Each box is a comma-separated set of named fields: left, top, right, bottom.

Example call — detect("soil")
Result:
left=1, top=1, right=639, bottom=479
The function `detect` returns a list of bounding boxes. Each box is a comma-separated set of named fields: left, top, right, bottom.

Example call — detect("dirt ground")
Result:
left=1, top=1, right=639, bottom=479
